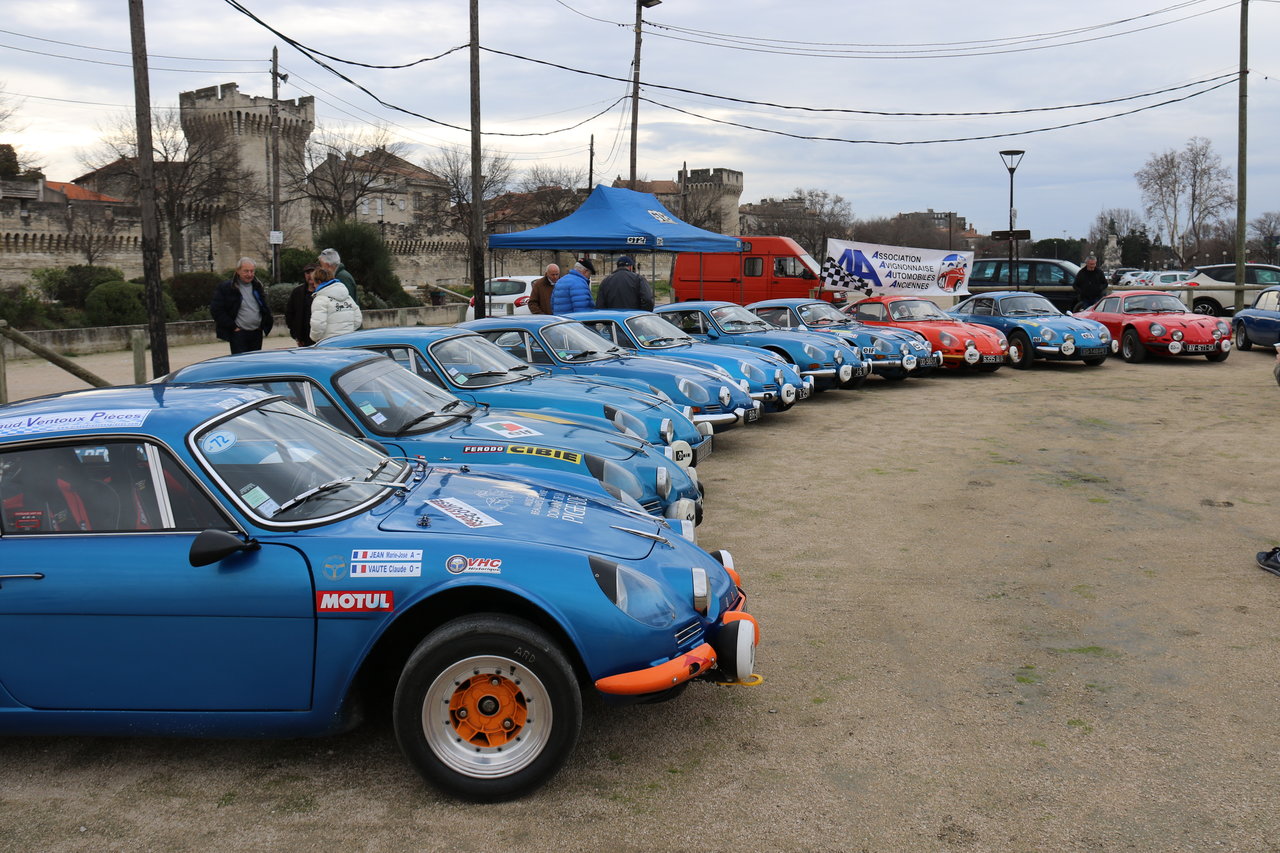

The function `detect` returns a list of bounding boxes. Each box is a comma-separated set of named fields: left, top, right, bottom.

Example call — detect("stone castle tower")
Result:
left=178, top=82, right=315, bottom=270
left=677, top=167, right=743, bottom=235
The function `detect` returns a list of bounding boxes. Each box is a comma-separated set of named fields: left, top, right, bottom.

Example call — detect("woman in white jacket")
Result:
left=309, top=276, right=363, bottom=343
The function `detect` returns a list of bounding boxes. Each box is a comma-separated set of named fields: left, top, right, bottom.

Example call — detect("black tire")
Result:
left=1082, top=356, right=1107, bottom=367
left=882, top=370, right=909, bottom=382
left=1206, top=349, right=1230, bottom=363
left=393, top=614, right=582, bottom=801
left=1007, top=331, right=1034, bottom=370
left=1192, top=299, right=1222, bottom=316
left=975, top=363, right=1002, bottom=373
left=1235, top=323, right=1253, bottom=351
left=1121, top=328, right=1147, bottom=363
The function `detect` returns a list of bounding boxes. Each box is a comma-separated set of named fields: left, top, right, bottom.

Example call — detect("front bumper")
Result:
left=594, top=609, right=759, bottom=696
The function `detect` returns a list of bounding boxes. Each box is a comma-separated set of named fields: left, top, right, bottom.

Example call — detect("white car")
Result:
left=464, top=275, right=539, bottom=321
left=1181, top=264, right=1280, bottom=316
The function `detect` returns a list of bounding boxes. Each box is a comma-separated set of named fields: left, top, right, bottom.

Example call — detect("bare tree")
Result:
left=64, top=203, right=120, bottom=266
left=741, top=189, right=854, bottom=257
left=853, top=215, right=948, bottom=249
left=1088, top=208, right=1146, bottom=245
left=288, top=126, right=413, bottom=227
left=1249, top=211, right=1280, bottom=262
left=1135, top=137, right=1234, bottom=265
left=0, top=86, right=43, bottom=176
left=84, top=109, right=258, bottom=276
left=421, top=144, right=514, bottom=244
left=515, top=165, right=585, bottom=225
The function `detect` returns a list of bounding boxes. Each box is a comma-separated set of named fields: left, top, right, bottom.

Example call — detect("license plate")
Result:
left=980, top=354, right=1004, bottom=363
left=745, top=407, right=761, bottom=423
left=693, top=438, right=713, bottom=463
left=1183, top=344, right=1214, bottom=353
left=1078, top=347, right=1108, bottom=357
left=798, top=386, right=812, bottom=400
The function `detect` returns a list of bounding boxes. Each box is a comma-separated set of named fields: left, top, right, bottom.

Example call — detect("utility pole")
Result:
left=628, top=1, right=661, bottom=188
left=1234, top=0, right=1248, bottom=311
left=270, top=46, right=283, bottom=284
left=588, top=134, right=594, bottom=189
left=469, top=0, right=486, bottom=319
left=128, top=0, right=168, bottom=376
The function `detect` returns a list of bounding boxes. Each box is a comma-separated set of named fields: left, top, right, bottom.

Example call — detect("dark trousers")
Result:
left=228, top=328, right=264, bottom=354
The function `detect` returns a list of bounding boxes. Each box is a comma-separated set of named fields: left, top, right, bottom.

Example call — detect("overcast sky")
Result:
left=2, top=0, right=1276, bottom=244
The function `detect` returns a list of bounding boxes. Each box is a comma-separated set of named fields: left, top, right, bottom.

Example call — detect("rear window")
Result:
left=485, top=279, right=529, bottom=297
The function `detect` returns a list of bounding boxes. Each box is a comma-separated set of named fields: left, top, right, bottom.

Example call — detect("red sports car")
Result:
left=844, top=295, right=1008, bottom=371
left=1075, top=290, right=1232, bottom=363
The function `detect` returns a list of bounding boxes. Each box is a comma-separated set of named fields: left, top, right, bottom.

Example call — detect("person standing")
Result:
left=210, top=257, right=274, bottom=354
left=318, top=248, right=360, bottom=304
left=1072, top=255, right=1107, bottom=311
left=310, top=269, right=363, bottom=343
left=528, top=263, right=560, bottom=315
left=596, top=255, right=655, bottom=311
left=285, top=263, right=320, bottom=346
left=551, top=258, right=596, bottom=314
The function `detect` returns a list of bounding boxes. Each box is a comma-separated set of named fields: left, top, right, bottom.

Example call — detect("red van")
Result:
left=672, top=236, right=843, bottom=305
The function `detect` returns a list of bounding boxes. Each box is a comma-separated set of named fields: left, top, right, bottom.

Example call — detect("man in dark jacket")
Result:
left=285, top=263, right=319, bottom=346
left=1072, top=256, right=1108, bottom=311
left=596, top=255, right=655, bottom=311
left=210, top=258, right=274, bottom=354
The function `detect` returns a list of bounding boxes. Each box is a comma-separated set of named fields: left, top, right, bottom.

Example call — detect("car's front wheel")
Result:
left=1007, top=331, right=1034, bottom=369
left=393, top=614, right=582, bottom=801
left=1121, top=328, right=1147, bottom=363
left=1192, top=298, right=1222, bottom=316
left=1235, top=323, right=1253, bottom=351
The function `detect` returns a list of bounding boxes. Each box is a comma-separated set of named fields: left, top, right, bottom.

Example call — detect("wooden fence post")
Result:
left=132, top=329, right=147, bottom=384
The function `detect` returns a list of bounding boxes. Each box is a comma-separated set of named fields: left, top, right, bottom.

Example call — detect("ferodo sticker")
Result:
left=426, top=497, right=502, bottom=528
left=316, top=590, right=394, bottom=612
left=0, top=408, right=151, bottom=437
left=445, top=554, right=503, bottom=574
left=463, top=445, right=505, bottom=453
left=507, top=445, right=583, bottom=465
left=476, top=420, right=542, bottom=439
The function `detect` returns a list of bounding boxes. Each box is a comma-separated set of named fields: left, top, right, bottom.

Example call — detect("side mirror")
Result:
left=189, top=528, right=260, bottom=567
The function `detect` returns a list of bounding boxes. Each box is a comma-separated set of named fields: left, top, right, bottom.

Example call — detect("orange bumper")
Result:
left=594, top=642, right=718, bottom=696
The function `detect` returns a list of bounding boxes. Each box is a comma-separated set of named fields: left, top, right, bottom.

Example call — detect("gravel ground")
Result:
left=2, top=342, right=1280, bottom=852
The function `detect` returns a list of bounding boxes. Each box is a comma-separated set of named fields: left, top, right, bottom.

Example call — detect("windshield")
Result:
left=1122, top=293, right=1187, bottom=314
left=543, top=321, right=624, bottom=362
left=710, top=305, right=771, bottom=332
left=887, top=300, right=949, bottom=321
left=998, top=295, right=1059, bottom=316
left=797, top=302, right=849, bottom=326
left=625, top=313, right=693, bottom=348
left=194, top=400, right=406, bottom=525
left=429, top=334, right=536, bottom=388
left=335, top=358, right=474, bottom=436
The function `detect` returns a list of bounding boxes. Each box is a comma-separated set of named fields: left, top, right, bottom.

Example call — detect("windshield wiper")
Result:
left=275, top=478, right=403, bottom=516
left=395, top=410, right=441, bottom=436
left=567, top=349, right=603, bottom=360
left=364, top=458, right=392, bottom=481
left=466, top=369, right=510, bottom=378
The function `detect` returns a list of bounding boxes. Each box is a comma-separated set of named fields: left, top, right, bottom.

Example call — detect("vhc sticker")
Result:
left=445, top=554, right=503, bottom=574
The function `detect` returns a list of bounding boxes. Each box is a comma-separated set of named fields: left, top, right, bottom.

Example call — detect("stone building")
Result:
left=611, top=167, right=743, bottom=235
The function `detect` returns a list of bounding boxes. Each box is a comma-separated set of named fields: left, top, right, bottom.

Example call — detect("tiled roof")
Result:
left=46, top=181, right=124, bottom=203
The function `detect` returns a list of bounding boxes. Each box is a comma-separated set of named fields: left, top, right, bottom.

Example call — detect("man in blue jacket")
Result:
left=551, top=258, right=595, bottom=314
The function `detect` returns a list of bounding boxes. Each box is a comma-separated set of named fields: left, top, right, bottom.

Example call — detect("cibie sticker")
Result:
left=0, top=408, right=151, bottom=438
left=507, top=445, right=583, bottom=465
left=349, top=548, right=422, bottom=578
left=201, top=430, right=237, bottom=454
left=445, top=554, right=503, bottom=574
left=426, top=497, right=502, bottom=529
left=476, top=420, right=542, bottom=439
left=316, top=590, right=394, bottom=612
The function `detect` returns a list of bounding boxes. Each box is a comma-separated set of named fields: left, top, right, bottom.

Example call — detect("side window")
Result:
left=1096, top=297, right=1120, bottom=313
left=753, top=307, right=791, bottom=327
left=371, top=346, right=416, bottom=371
left=743, top=258, right=764, bottom=277
left=1257, top=291, right=1279, bottom=311
left=233, top=380, right=358, bottom=436
left=972, top=298, right=995, bottom=316
left=1254, top=268, right=1280, bottom=286
left=588, top=322, right=617, bottom=344
left=1036, top=264, right=1067, bottom=285
left=856, top=303, right=885, bottom=322
left=484, top=331, right=528, bottom=360
left=1012, top=263, right=1031, bottom=285
left=971, top=261, right=998, bottom=281
left=665, top=311, right=704, bottom=334
left=525, top=335, right=554, bottom=364
left=0, top=441, right=224, bottom=534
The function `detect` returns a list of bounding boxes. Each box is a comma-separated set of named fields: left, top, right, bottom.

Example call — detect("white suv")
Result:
left=1181, top=264, right=1280, bottom=316
left=465, top=275, right=539, bottom=321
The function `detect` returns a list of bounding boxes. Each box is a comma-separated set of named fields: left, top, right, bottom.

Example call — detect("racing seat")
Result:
left=1, top=448, right=95, bottom=532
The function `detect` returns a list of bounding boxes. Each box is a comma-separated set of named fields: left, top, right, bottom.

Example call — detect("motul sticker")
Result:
left=316, top=591, right=394, bottom=612
left=445, top=554, right=503, bottom=574
left=477, top=420, right=542, bottom=439
left=426, top=497, right=502, bottom=528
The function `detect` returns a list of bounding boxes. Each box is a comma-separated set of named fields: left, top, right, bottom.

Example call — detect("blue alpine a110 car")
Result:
left=460, top=316, right=761, bottom=431
left=568, top=309, right=811, bottom=413
left=745, top=298, right=943, bottom=381
left=0, top=385, right=758, bottom=800
left=1231, top=286, right=1280, bottom=351
left=165, top=348, right=702, bottom=527
left=948, top=291, right=1114, bottom=368
left=318, top=327, right=713, bottom=468
left=654, top=301, right=869, bottom=391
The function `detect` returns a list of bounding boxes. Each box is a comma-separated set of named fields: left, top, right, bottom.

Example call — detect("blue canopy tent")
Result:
left=487, top=185, right=742, bottom=254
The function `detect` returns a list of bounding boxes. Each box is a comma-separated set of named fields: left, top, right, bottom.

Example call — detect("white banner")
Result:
left=820, top=239, right=974, bottom=298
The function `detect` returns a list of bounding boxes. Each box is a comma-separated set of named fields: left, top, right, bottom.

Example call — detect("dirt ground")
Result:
left=3, top=341, right=1280, bottom=852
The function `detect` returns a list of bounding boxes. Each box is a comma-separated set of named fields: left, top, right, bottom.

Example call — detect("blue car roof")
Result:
left=320, top=326, right=477, bottom=347
left=745, top=298, right=824, bottom=308
left=567, top=309, right=649, bottom=321
left=168, top=347, right=382, bottom=381
left=656, top=301, right=734, bottom=311
left=0, top=383, right=272, bottom=444
left=462, top=316, right=569, bottom=332
left=962, top=290, right=1054, bottom=302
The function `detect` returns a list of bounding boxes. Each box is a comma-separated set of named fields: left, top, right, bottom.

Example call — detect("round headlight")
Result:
left=676, top=377, right=710, bottom=404
left=691, top=567, right=709, bottom=614
left=718, top=385, right=732, bottom=407
left=774, top=368, right=784, bottom=385
left=1149, top=323, right=1167, bottom=337
left=939, top=331, right=957, bottom=348
left=737, top=378, right=750, bottom=392
left=742, top=362, right=765, bottom=382
left=655, top=465, right=672, bottom=499
left=802, top=343, right=823, bottom=360
left=834, top=349, right=845, bottom=364
left=1171, top=329, right=1183, bottom=341
left=1215, top=321, right=1229, bottom=335
left=1041, top=327, right=1057, bottom=342
left=659, top=417, right=675, bottom=444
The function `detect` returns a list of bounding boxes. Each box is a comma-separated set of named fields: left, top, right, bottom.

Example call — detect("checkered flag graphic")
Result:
left=819, top=256, right=875, bottom=296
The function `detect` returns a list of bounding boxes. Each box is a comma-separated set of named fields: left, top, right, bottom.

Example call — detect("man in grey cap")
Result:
left=596, top=255, right=654, bottom=311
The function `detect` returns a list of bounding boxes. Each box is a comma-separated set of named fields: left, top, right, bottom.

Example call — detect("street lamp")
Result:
left=629, top=0, right=662, bottom=189
left=999, top=149, right=1024, bottom=287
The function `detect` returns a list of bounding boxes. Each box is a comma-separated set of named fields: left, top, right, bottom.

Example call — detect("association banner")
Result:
left=820, top=239, right=973, bottom=298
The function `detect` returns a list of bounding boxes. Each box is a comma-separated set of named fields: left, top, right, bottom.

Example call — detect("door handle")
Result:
left=0, top=573, right=45, bottom=589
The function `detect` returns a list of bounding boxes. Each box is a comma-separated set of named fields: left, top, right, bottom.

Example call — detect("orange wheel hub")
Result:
left=448, top=672, right=529, bottom=747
